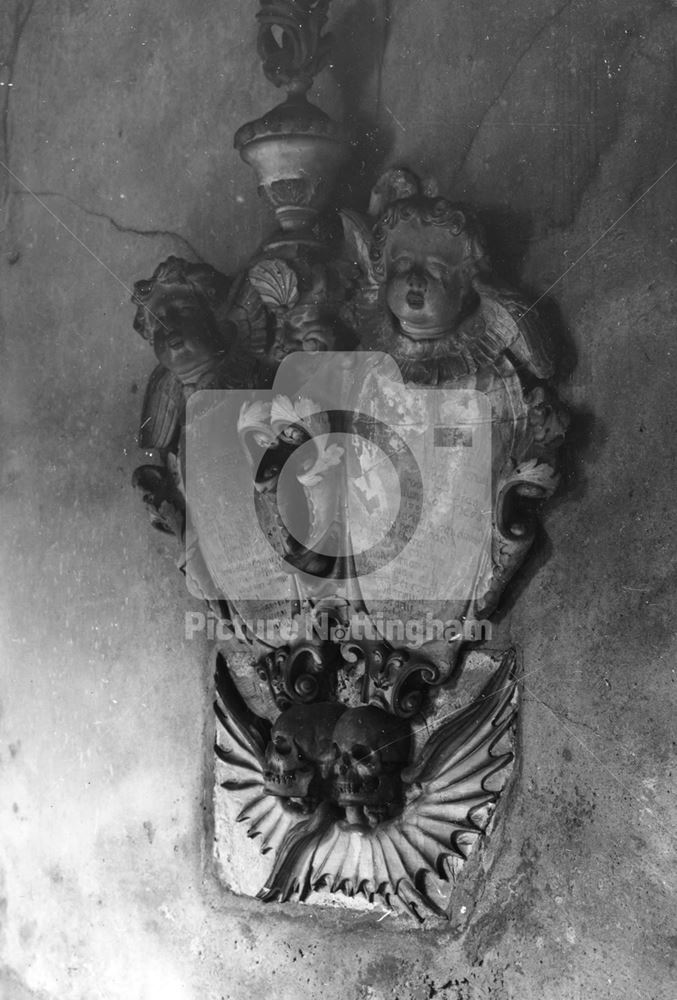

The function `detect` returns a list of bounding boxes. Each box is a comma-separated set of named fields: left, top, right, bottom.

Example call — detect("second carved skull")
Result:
left=264, top=702, right=346, bottom=808
left=331, top=706, right=412, bottom=826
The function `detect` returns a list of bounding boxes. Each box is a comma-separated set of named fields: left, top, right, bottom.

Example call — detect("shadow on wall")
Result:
left=330, top=0, right=396, bottom=209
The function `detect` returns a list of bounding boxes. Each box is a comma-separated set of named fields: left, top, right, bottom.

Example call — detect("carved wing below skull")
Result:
left=214, top=659, right=306, bottom=856
left=256, top=650, right=517, bottom=919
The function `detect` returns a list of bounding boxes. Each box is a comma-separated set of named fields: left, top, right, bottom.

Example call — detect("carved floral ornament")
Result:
left=129, top=0, right=569, bottom=921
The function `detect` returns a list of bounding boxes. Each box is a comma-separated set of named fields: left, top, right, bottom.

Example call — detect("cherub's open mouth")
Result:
left=405, top=290, right=425, bottom=309
left=167, top=335, right=185, bottom=350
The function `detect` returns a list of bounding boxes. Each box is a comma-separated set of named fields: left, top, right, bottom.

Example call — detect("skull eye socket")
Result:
left=273, top=735, right=292, bottom=756
left=351, top=744, right=372, bottom=762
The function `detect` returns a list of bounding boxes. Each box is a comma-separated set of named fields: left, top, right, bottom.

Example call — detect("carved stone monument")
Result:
left=130, top=0, right=568, bottom=921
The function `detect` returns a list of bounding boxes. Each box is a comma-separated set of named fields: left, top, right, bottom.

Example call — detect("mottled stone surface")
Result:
left=1, top=0, right=676, bottom=998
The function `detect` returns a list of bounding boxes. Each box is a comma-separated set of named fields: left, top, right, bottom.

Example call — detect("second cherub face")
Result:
left=267, top=305, right=343, bottom=362
left=384, top=218, right=468, bottom=340
left=141, top=283, right=223, bottom=378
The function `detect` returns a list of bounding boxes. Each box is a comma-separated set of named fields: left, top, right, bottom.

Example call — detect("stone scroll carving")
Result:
left=129, top=0, right=568, bottom=920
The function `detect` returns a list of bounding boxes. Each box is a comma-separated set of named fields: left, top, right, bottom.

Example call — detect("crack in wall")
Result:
left=12, top=189, right=205, bottom=262
left=451, top=0, right=577, bottom=189
left=1, top=0, right=36, bottom=210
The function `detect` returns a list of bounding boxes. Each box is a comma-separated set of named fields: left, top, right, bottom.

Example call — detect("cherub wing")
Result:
left=258, top=650, right=517, bottom=919
left=340, top=209, right=381, bottom=309
left=226, top=274, right=270, bottom=358
left=470, top=282, right=555, bottom=380
left=138, top=365, right=183, bottom=451
left=214, top=658, right=301, bottom=856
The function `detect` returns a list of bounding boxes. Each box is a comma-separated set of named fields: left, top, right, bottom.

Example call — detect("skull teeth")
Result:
left=264, top=771, right=296, bottom=785
left=336, top=782, right=359, bottom=794
left=335, top=777, right=379, bottom=795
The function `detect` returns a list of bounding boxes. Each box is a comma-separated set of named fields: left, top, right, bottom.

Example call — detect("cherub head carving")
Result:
left=370, top=198, right=486, bottom=340
left=132, top=256, right=233, bottom=379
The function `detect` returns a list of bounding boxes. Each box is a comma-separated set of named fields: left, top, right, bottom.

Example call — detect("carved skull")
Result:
left=264, top=702, right=346, bottom=808
left=331, top=707, right=412, bottom=824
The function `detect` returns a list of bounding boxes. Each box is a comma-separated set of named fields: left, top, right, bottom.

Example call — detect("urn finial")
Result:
left=234, top=0, right=349, bottom=240
left=256, top=0, right=333, bottom=97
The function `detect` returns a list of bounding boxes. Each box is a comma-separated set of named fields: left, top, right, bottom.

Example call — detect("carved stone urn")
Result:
left=234, top=0, right=350, bottom=239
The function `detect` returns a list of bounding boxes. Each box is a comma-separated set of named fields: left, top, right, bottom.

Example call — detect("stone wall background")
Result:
left=1, top=1, right=676, bottom=998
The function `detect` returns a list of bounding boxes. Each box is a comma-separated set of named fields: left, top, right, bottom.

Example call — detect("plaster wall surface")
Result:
left=0, top=1, right=675, bottom=998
